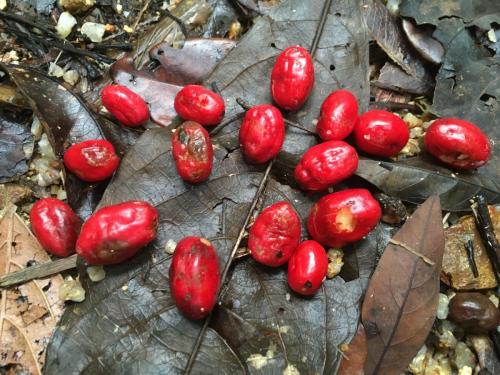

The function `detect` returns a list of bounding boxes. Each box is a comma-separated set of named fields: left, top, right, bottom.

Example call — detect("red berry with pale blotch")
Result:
left=174, top=85, right=225, bottom=126
left=248, top=201, right=301, bottom=267
left=169, top=237, right=220, bottom=320
left=316, top=90, right=358, bottom=141
left=271, top=46, right=314, bottom=111
left=288, top=240, right=328, bottom=296
left=308, top=189, right=381, bottom=248
left=101, top=84, right=149, bottom=127
left=294, top=141, right=359, bottom=192
left=354, top=110, right=409, bottom=157
left=63, top=139, right=120, bottom=182
left=76, top=201, right=158, bottom=265
left=30, top=198, right=82, bottom=257
left=424, top=118, right=491, bottom=170
left=172, top=121, right=213, bottom=184
left=239, top=104, right=285, bottom=164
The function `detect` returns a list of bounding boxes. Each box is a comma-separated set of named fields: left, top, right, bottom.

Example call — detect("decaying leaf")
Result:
left=362, top=196, right=445, bottom=375
left=337, top=323, right=368, bottom=375
left=373, top=62, right=432, bottom=94
left=0, top=207, right=65, bottom=374
left=401, top=18, right=444, bottom=65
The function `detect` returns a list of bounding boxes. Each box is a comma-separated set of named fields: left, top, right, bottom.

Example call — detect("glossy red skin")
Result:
left=172, top=121, right=213, bottom=184
left=169, top=237, right=220, bottom=320
left=287, top=240, right=328, bottom=296
left=308, top=189, right=381, bottom=248
left=239, top=104, right=285, bottom=164
left=63, top=139, right=120, bottom=182
left=294, top=140, right=359, bottom=191
left=424, top=118, right=491, bottom=170
left=271, top=46, right=315, bottom=111
left=76, top=201, right=158, bottom=265
left=354, top=110, right=409, bottom=157
left=316, top=90, right=359, bottom=141
left=174, top=85, right=225, bottom=126
left=30, top=198, right=82, bottom=257
left=101, top=85, right=150, bottom=127
left=248, top=201, right=301, bottom=267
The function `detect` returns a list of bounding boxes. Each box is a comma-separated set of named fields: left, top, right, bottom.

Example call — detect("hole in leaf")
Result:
left=480, top=93, right=496, bottom=103
left=11, top=241, right=17, bottom=247
left=157, top=49, right=164, bottom=55
left=329, top=64, right=335, bottom=71
left=278, top=307, right=285, bottom=314
left=335, top=12, right=341, bottom=17
left=270, top=42, right=277, bottom=48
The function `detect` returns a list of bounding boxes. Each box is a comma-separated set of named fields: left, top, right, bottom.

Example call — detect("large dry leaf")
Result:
left=362, top=196, right=445, bottom=375
left=0, top=207, right=64, bottom=374
left=337, top=323, right=368, bottom=375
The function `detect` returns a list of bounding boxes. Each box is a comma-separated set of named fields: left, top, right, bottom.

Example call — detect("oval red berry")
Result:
left=294, top=140, right=359, bottom=191
left=288, top=240, right=328, bottom=296
left=101, top=84, right=149, bottom=127
left=424, top=118, right=491, bottom=170
left=169, top=237, right=220, bottom=320
left=354, top=110, right=409, bottom=157
left=239, top=104, right=285, bottom=164
left=172, top=121, right=213, bottom=184
left=316, top=89, right=358, bottom=141
left=174, top=85, right=225, bottom=126
left=63, top=139, right=120, bottom=182
left=30, top=198, right=82, bottom=257
left=248, top=201, right=301, bottom=267
left=307, top=189, right=381, bottom=248
left=76, top=201, right=158, bottom=265
left=271, top=45, right=315, bottom=111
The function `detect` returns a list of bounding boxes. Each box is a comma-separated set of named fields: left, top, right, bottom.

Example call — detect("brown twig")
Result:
left=464, top=239, right=479, bottom=278
left=132, top=0, right=152, bottom=31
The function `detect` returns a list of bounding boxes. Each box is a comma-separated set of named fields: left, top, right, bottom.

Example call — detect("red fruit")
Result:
left=239, top=104, right=285, bottom=164
left=316, top=90, right=359, bottom=141
left=76, top=201, right=158, bottom=265
left=294, top=141, right=359, bottom=191
left=307, top=189, right=381, bottom=248
left=424, top=118, right=491, bottom=170
left=101, top=84, right=149, bottom=127
left=64, top=139, right=120, bottom=182
left=174, top=85, right=225, bottom=126
left=248, top=201, right=301, bottom=267
left=287, top=240, right=328, bottom=296
left=30, top=198, right=82, bottom=257
left=169, top=237, right=220, bottom=320
left=172, top=121, right=213, bottom=184
left=354, top=110, right=409, bottom=157
left=271, top=45, right=315, bottom=111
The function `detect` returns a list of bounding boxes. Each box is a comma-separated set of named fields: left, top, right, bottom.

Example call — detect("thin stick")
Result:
left=389, top=239, right=435, bottom=266
left=0, top=11, right=57, bottom=38
left=132, top=0, right=152, bottom=31
left=309, top=0, right=334, bottom=56
left=464, top=239, right=479, bottom=278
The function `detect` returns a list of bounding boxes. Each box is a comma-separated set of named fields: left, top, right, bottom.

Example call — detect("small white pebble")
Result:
left=56, top=12, right=77, bottom=39
left=165, top=239, right=177, bottom=254
left=87, top=265, right=106, bottom=282
left=63, top=70, right=79, bottom=86
left=59, top=276, right=86, bottom=302
left=437, top=293, right=449, bottom=319
left=81, top=22, right=106, bottom=43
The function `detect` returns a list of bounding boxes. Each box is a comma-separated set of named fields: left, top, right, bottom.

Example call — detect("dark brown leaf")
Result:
left=373, top=62, right=431, bottom=94
left=362, top=196, right=445, bottom=375
left=337, top=324, right=368, bottom=375
left=401, top=18, right=444, bottom=65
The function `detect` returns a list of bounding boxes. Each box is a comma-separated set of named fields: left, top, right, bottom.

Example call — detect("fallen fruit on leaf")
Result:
left=101, top=84, right=150, bottom=127
left=63, top=139, right=120, bottom=182
left=239, top=104, right=285, bottom=164
left=76, top=201, right=158, bottom=265
left=169, top=236, right=220, bottom=320
left=172, top=121, right=213, bottom=184
left=308, top=189, right=381, bottom=248
left=248, top=201, right=301, bottom=266
left=424, top=118, right=491, bottom=170
left=30, top=197, right=82, bottom=257
left=316, top=89, right=359, bottom=141
left=294, top=140, right=359, bottom=191
left=174, top=84, right=225, bottom=126
left=354, top=109, right=409, bottom=157
left=270, top=45, right=314, bottom=110
left=287, top=240, right=328, bottom=295
left=448, top=292, right=500, bottom=333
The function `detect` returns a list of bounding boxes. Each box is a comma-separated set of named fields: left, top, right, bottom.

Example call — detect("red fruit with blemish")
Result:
left=354, top=110, right=409, bottom=157
left=424, top=118, right=491, bottom=170
left=287, top=240, right=328, bottom=296
left=239, top=104, right=285, bottom=164
left=30, top=198, right=82, bottom=257
left=101, top=84, right=150, bottom=127
left=63, top=139, right=120, bottom=182
left=294, top=140, right=359, bottom=191
left=307, top=189, right=381, bottom=248
left=271, top=45, right=315, bottom=111
left=169, top=237, right=220, bottom=320
left=172, top=121, right=213, bottom=184
left=248, top=201, right=301, bottom=267
left=76, top=201, right=158, bottom=265
left=174, top=85, right=225, bottom=126
left=316, top=90, right=359, bottom=141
